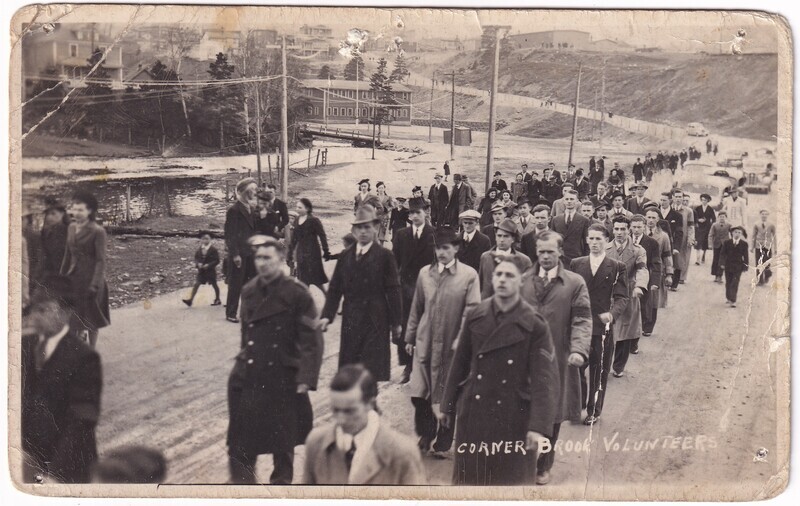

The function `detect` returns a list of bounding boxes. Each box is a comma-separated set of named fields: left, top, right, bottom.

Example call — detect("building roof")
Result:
left=301, top=79, right=412, bottom=93
left=123, top=67, right=155, bottom=82
left=511, top=29, right=591, bottom=37
left=61, top=56, right=122, bottom=69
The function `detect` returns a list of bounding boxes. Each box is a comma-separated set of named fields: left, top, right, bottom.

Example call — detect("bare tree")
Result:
left=163, top=27, right=201, bottom=138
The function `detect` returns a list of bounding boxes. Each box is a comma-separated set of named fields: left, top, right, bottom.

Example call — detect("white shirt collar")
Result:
left=335, top=410, right=381, bottom=482
left=357, top=242, right=373, bottom=256
left=589, top=252, right=606, bottom=274
left=413, top=224, right=425, bottom=236
left=438, top=259, right=456, bottom=273
left=538, top=265, right=558, bottom=281
left=464, top=230, right=475, bottom=242
left=43, top=325, right=70, bottom=361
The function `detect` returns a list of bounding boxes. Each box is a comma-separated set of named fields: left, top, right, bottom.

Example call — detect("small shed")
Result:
left=443, top=126, right=472, bottom=146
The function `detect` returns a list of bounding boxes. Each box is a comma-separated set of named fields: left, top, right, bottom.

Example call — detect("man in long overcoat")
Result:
left=427, top=174, right=449, bottom=227
left=519, top=231, right=591, bottom=485
left=457, top=210, right=492, bottom=272
left=392, top=197, right=436, bottom=383
left=22, top=276, right=102, bottom=483
left=320, top=206, right=403, bottom=382
left=629, top=215, right=662, bottom=352
left=224, top=177, right=258, bottom=322
left=606, top=216, right=648, bottom=377
left=446, top=174, right=472, bottom=228
left=571, top=225, right=629, bottom=425
left=405, top=227, right=481, bottom=454
left=643, top=207, right=674, bottom=334
left=227, top=237, right=323, bottom=484
left=657, top=192, right=685, bottom=290
left=440, top=255, right=560, bottom=485
left=671, top=188, right=695, bottom=285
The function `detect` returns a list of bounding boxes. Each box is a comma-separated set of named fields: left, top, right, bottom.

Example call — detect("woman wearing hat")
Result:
left=499, top=189, right=518, bottom=219
left=354, top=179, right=381, bottom=214
left=693, top=193, right=716, bottom=265
left=375, top=182, right=396, bottom=244
left=288, top=198, right=330, bottom=296
left=476, top=187, right=499, bottom=228
left=60, top=191, right=110, bottom=348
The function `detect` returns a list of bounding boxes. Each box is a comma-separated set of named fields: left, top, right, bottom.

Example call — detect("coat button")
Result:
left=248, top=323, right=254, bottom=328
left=478, top=354, right=484, bottom=359
left=276, top=326, right=282, bottom=331
left=475, top=394, right=481, bottom=400
left=507, top=359, right=514, bottom=365
left=268, top=361, right=274, bottom=366
left=248, top=341, right=254, bottom=346
left=477, top=374, right=482, bottom=380
left=501, top=379, right=507, bottom=384
left=247, top=359, right=254, bottom=364
left=272, top=344, right=278, bottom=348
left=497, top=400, right=502, bottom=405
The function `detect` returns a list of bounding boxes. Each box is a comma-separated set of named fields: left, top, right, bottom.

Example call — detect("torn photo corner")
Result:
left=7, top=4, right=791, bottom=501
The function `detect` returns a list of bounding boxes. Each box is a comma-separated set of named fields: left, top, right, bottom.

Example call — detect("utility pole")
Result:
left=355, top=58, right=359, bottom=125
left=428, top=71, right=435, bottom=143
left=485, top=27, right=505, bottom=192
left=254, top=86, right=265, bottom=185
left=567, top=63, right=582, bottom=168
left=280, top=35, right=289, bottom=201
left=599, top=57, right=606, bottom=156
left=449, top=71, right=456, bottom=160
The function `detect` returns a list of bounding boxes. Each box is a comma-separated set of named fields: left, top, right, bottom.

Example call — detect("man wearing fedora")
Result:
left=405, top=226, right=481, bottom=455
left=427, top=173, right=449, bottom=227
left=626, top=183, right=651, bottom=216
left=719, top=226, right=749, bottom=308
left=457, top=210, right=492, bottom=273
left=446, top=174, right=472, bottom=229
left=224, top=177, right=259, bottom=323
left=22, top=275, right=102, bottom=483
left=481, top=201, right=507, bottom=247
left=320, top=206, right=403, bottom=382
left=392, top=197, right=436, bottom=384
left=478, top=218, right=533, bottom=299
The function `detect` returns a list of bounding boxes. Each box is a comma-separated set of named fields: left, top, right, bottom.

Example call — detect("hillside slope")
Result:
left=410, top=50, right=777, bottom=140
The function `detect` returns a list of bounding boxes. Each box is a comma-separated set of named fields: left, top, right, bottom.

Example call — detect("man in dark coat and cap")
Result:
left=457, top=210, right=492, bottom=272
left=320, top=206, right=403, bottom=382
left=427, top=173, right=449, bottom=227
left=227, top=236, right=323, bottom=484
left=440, top=255, right=560, bottom=485
left=392, top=197, right=436, bottom=383
left=224, top=177, right=259, bottom=323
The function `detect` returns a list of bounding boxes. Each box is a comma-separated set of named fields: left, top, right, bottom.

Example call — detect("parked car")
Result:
left=686, top=122, right=709, bottom=137
left=720, top=150, right=746, bottom=168
left=676, top=174, right=733, bottom=209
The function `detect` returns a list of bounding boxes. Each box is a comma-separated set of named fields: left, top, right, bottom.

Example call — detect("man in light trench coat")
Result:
left=404, top=227, right=481, bottom=456
left=519, top=230, right=592, bottom=485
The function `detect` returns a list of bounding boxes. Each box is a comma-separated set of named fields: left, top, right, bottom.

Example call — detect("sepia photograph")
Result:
left=6, top=3, right=792, bottom=501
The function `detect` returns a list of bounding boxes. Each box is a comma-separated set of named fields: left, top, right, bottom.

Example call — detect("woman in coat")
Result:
left=375, top=182, right=396, bottom=244
left=477, top=187, right=499, bottom=228
left=60, top=191, right=110, bottom=348
left=288, top=198, right=330, bottom=296
left=510, top=173, right=528, bottom=203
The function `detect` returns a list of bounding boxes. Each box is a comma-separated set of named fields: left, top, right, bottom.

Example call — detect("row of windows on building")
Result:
left=306, top=106, right=410, bottom=118
left=305, top=88, right=411, bottom=101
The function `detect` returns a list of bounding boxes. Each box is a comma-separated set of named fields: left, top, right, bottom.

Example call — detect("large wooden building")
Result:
left=300, top=79, right=413, bottom=125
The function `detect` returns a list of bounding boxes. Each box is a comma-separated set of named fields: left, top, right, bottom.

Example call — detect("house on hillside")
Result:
left=508, top=30, right=592, bottom=50
left=22, top=23, right=124, bottom=97
left=122, top=65, right=156, bottom=89
left=300, top=79, right=413, bottom=125
left=300, top=24, right=333, bottom=38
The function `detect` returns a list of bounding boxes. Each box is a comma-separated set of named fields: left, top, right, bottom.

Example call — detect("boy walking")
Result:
left=183, top=231, right=221, bottom=307
left=719, top=226, right=749, bottom=308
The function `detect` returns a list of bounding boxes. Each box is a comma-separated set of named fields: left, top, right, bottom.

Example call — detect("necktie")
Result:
left=566, top=212, right=571, bottom=226
left=345, top=441, right=356, bottom=471
left=521, top=218, right=526, bottom=229
left=649, top=229, right=654, bottom=237
left=465, top=234, right=470, bottom=245
left=35, top=336, right=47, bottom=372
left=356, top=249, right=363, bottom=261
left=617, top=243, right=624, bottom=256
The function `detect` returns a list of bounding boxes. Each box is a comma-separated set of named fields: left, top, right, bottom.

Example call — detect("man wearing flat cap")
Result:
left=22, top=275, right=102, bottom=483
left=405, top=226, right=481, bottom=455
left=626, top=183, right=651, bottom=216
left=428, top=174, right=449, bottom=227
left=481, top=201, right=507, bottom=247
left=224, top=177, right=259, bottom=323
left=457, top=210, right=491, bottom=272
left=320, top=206, right=403, bottom=382
left=392, top=197, right=436, bottom=383
left=478, top=218, right=532, bottom=299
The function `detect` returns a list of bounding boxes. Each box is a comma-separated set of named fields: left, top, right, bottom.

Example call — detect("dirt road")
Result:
left=84, top=135, right=783, bottom=499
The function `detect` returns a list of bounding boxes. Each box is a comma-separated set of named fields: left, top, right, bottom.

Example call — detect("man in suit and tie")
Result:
left=551, top=189, right=590, bottom=266
left=519, top=204, right=551, bottom=266
left=478, top=218, right=533, bottom=299
left=392, top=197, right=436, bottom=383
left=22, top=276, right=102, bottom=483
left=224, top=177, right=259, bottom=323
left=457, top=210, right=492, bottom=272
left=427, top=174, right=449, bottom=227
left=608, top=192, right=632, bottom=221
left=570, top=225, right=629, bottom=425
left=549, top=182, right=574, bottom=218
left=512, top=199, right=537, bottom=242
left=481, top=201, right=507, bottom=247
left=627, top=215, right=662, bottom=353
left=626, top=183, right=651, bottom=215
left=642, top=208, right=674, bottom=337
left=446, top=174, right=472, bottom=229
left=572, top=169, right=591, bottom=201
left=303, top=365, right=425, bottom=484
left=719, top=226, right=749, bottom=308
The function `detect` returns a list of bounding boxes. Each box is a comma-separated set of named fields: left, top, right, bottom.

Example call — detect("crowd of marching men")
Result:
left=19, top=152, right=775, bottom=487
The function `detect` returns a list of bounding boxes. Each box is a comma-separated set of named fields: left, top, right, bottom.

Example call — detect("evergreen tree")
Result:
left=343, top=51, right=366, bottom=81
left=369, top=58, right=396, bottom=135
left=389, top=53, right=410, bottom=83
left=204, top=53, right=239, bottom=148
left=317, top=65, right=336, bottom=80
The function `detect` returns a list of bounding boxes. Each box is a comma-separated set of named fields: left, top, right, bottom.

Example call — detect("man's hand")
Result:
left=438, top=412, right=453, bottom=429
left=318, top=318, right=330, bottom=332
left=567, top=352, right=584, bottom=367
left=665, top=275, right=673, bottom=286
left=525, top=431, right=546, bottom=454
left=633, top=287, right=644, bottom=298
left=599, top=312, right=613, bottom=325
left=296, top=384, right=309, bottom=394
left=405, top=343, right=415, bottom=356
left=391, top=325, right=403, bottom=342
left=233, top=255, right=242, bottom=268
left=673, top=249, right=680, bottom=255
left=650, top=284, right=659, bottom=291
